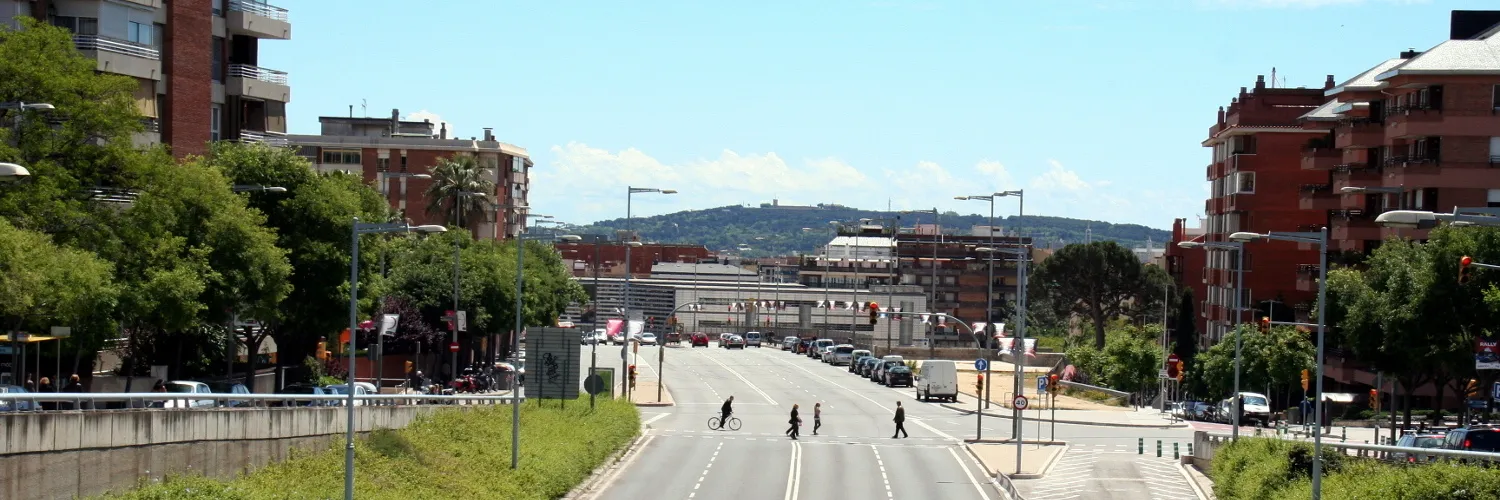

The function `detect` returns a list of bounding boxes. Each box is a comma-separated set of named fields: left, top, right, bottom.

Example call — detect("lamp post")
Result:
left=1229, top=229, right=1328, bottom=500
left=231, top=185, right=287, bottom=193
left=901, top=209, right=940, bottom=353
left=957, top=195, right=998, bottom=408
left=511, top=228, right=581, bottom=469
left=1177, top=239, right=1246, bottom=438
left=226, top=185, right=288, bottom=384
left=346, top=219, right=445, bottom=500
left=623, top=187, right=674, bottom=395
left=0, top=162, right=29, bottom=182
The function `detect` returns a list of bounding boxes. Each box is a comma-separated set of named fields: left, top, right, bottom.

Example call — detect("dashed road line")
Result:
left=687, top=442, right=724, bottom=499
left=872, top=445, right=893, bottom=499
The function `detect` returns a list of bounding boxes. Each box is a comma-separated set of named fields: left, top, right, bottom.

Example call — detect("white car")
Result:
left=162, top=380, right=215, bottom=409
left=641, top=333, right=658, bottom=345
left=593, top=329, right=608, bottom=344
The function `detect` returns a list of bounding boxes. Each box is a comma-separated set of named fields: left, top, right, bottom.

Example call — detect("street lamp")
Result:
left=1375, top=209, right=1500, bottom=229
left=231, top=185, right=287, bottom=193
left=1229, top=229, right=1329, bottom=500
left=0, top=162, right=30, bottom=182
left=1177, top=239, right=1247, bottom=439
left=1339, top=186, right=1402, bottom=194
left=977, top=245, right=1029, bottom=473
left=346, top=218, right=445, bottom=500
left=623, top=187, right=675, bottom=393
left=958, top=194, right=999, bottom=409
left=997, top=190, right=1025, bottom=237
left=0, top=102, right=55, bottom=111
left=511, top=228, right=581, bottom=470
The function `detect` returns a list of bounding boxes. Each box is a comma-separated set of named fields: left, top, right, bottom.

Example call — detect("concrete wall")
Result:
left=0, top=405, right=455, bottom=500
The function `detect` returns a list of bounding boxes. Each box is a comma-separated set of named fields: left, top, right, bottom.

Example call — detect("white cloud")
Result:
left=404, top=109, right=452, bottom=137
left=974, top=160, right=1018, bottom=192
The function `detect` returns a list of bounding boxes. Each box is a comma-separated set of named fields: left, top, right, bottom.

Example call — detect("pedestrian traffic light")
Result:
left=976, top=373, right=984, bottom=393
left=405, top=360, right=414, bottom=374
left=868, top=302, right=880, bottom=325
left=1260, top=317, right=1271, bottom=333
left=1467, top=378, right=1480, bottom=398
left=1175, top=361, right=1185, bottom=382
left=1300, top=369, right=1309, bottom=391
left=1369, top=388, right=1379, bottom=410
left=1460, top=255, right=1474, bottom=284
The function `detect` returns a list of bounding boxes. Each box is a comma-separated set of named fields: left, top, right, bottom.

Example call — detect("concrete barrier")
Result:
left=0, top=406, right=457, bottom=500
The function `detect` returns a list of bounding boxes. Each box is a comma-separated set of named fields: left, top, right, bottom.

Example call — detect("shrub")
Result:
left=1213, top=437, right=1500, bottom=500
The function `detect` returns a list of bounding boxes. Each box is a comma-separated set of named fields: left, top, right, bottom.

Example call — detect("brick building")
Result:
left=4, top=0, right=293, bottom=157
left=555, top=240, right=714, bottom=278
left=287, top=110, right=531, bottom=240
left=1168, top=75, right=1332, bottom=347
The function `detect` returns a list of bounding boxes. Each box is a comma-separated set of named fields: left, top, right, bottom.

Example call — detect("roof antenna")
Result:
left=361, top=99, right=368, bottom=118
left=1271, top=67, right=1277, bottom=88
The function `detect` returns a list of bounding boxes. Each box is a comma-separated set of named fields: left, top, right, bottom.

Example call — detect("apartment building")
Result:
left=1301, top=11, right=1500, bottom=256
left=287, top=110, right=531, bottom=240
left=1173, top=75, right=1332, bottom=347
left=555, top=240, right=714, bottom=278
left=4, top=0, right=292, bottom=157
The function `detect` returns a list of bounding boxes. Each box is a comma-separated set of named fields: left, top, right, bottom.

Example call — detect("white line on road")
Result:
left=948, top=446, right=994, bottom=500
left=871, top=445, right=893, bottom=499
left=752, top=349, right=957, bottom=441
left=783, top=440, right=802, bottom=500
left=642, top=413, right=670, bottom=427
left=703, top=348, right=779, bottom=406
left=688, top=442, right=724, bottom=499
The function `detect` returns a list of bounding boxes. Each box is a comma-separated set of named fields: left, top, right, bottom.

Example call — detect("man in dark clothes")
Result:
left=892, top=401, right=908, bottom=438
left=787, top=404, right=801, bottom=439
left=718, top=396, right=734, bottom=430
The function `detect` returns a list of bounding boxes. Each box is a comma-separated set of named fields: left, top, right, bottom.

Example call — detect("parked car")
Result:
left=810, top=339, right=834, bottom=359
left=0, top=385, right=37, bottom=412
left=1225, top=392, right=1273, bottom=426
left=641, top=332, right=658, bottom=345
left=797, top=338, right=814, bottom=354
left=1444, top=425, right=1500, bottom=454
left=691, top=332, right=711, bottom=347
left=1392, top=433, right=1446, bottom=464
left=915, top=360, right=958, bottom=402
left=884, top=365, right=914, bottom=387
left=858, top=357, right=880, bottom=377
left=324, top=384, right=370, bottom=406
left=209, top=382, right=252, bottom=407
left=724, top=334, right=746, bottom=349
left=581, top=330, right=598, bottom=345
left=783, top=336, right=799, bottom=350
left=277, top=384, right=331, bottom=407
left=829, top=345, right=856, bottom=366
left=744, top=332, right=763, bottom=347
left=874, top=360, right=903, bottom=382
left=720, top=333, right=734, bottom=346
left=849, top=350, right=873, bottom=372
left=162, top=381, right=215, bottom=409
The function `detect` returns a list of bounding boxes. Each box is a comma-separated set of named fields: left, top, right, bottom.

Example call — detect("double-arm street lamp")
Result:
left=977, top=246, right=1030, bottom=451
left=622, top=187, right=675, bottom=392
left=231, top=185, right=288, bottom=193
left=1229, top=228, right=1329, bottom=500
left=345, top=219, right=446, bottom=500
left=1375, top=208, right=1500, bottom=229
left=511, top=226, right=581, bottom=470
left=1176, top=239, right=1248, bottom=439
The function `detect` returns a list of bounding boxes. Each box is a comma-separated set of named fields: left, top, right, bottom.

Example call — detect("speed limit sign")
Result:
left=1013, top=395, right=1029, bottom=410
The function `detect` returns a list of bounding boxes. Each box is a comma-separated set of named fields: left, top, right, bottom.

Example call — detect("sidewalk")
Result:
left=629, top=378, right=675, bottom=407
left=967, top=442, right=1067, bottom=479
left=942, top=398, right=1189, bottom=429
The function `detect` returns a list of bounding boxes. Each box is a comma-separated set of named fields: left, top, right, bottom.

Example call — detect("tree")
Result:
left=1172, top=288, right=1199, bottom=364
left=1190, top=324, right=1312, bottom=407
left=424, top=154, right=494, bottom=230
left=1064, top=322, right=1163, bottom=395
left=207, top=143, right=391, bottom=376
left=1031, top=241, right=1149, bottom=349
left=0, top=219, right=117, bottom=345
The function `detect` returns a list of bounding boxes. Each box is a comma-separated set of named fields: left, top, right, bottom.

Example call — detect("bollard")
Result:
left=1341, top=427, right=1347, bottom=443
left=1173, top=442, right=1180, bottom=459
left=1139, top=438, right=1144, bottom=455
left=1156, top=440, right=1162, bottom=458
left=1188, top=442, right=1193, bottom=456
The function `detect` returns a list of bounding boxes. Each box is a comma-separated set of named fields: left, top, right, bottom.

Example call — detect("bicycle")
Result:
left=707, top=415, right=742, bottom=431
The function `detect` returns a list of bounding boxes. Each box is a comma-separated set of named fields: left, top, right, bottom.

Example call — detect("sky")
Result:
left=266, top=0, right=1493, bottom=229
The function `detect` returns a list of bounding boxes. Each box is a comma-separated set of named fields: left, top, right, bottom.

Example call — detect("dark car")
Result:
left=797, top=339, right=814, bottom=354
left=884, top=365, right=914, bottom=387
left=666, top=332, right=682, bottom=344
left=691, top=332, right=710, bottom=347
left=860, top=357, right=879, bottom=377
left=1444, top=426, right=1500, bottom=459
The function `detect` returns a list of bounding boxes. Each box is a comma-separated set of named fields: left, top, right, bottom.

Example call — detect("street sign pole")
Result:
left=657, top=344, right=664, bottom=403
left=590, top=342, right=598, bottom=410
left=975, top=357, right=989, bottom=441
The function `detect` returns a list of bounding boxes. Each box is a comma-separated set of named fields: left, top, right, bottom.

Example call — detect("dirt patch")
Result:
left=954, top=371, right=1130, bottom=411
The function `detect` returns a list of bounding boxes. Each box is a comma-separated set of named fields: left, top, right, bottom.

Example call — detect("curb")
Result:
left=631, top=381, right=676, bottom=407
left=1010, top=443, right=1070, bottom=480
left=564, top=431, right=647, bottom=500
left=1178, top=461, right=1215, bottom=500
left=938, top=403, right=1188, bottom=429
left=962, top=444, right=1019, bottom=500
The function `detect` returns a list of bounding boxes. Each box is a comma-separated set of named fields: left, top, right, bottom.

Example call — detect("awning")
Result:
left=1322, top=393, right=1357, bottom=404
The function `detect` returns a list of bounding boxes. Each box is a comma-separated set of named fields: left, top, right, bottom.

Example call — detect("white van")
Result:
left=744, top=332, right=763, bottom=347
left=915, top=360, right=959, bottom=403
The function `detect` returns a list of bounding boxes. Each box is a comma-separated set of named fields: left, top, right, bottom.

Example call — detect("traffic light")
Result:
left=976, top=373, right=984, bottom=394
left=405, top=360, right=414, bottom=374
left=1300, top=369, right=1310, bottom=391
left=868, top=302, right=880, bottom=325
left=1259, top=316, right=1271, bottom=333
left=1049, top=374, right=1059, bottom=394
left=1175, top=361, right=1185, bottom=382
left=1467, top=379, right=1480, bottom=398
left=1369, top=388, right=1379, bottom=410
left=1461, top=255, right=1474, bottom=284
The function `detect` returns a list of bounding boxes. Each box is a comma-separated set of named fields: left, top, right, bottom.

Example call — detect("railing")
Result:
left=239, top=130, right=289, bottom=147
left=229, top=0, right=289, bottom=22
left=1195, top=431, right=1500, bottom=464
left=72, top=35, right=159, bottom=60
left=1299, top=184, right=1332, bottom=193
left=0, top=391, right=520, bottom=411
left=1297, top=264, right=1321, bottom=275
left=139, top=118, right=160, bottom=133
left=228, top=63, right=289, bottom=85
left=1330, top=209, right=1367, bottom=219
left=1490, top=155, right=1500, bottom=165
left=1297, top=224, right=1324, bottom=232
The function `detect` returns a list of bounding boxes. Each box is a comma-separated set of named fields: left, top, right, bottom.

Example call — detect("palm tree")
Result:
left=424, top=154, right=495, bottom=232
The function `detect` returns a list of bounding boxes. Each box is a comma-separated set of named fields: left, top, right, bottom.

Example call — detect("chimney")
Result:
left=440, top=122, right=447, bottom=140
left=483, top=127, right=494, bottom=142
left=1217, top=106, right=1225, bottom=125
left=1254, top=75, right=1265, bottom=90
left=1324, top=74, right=1336, bottom=90
left=390, top=109, right=399, bottom=137
left=1450, top=10, right=1500, bottom=40
left=348, top=105, right=353, bottom=118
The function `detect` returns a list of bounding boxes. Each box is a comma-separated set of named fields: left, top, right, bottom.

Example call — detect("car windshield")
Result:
left=835, top=346, right=854, bottom=353
left=888, top=366, right=910, bottom=373
left=167, top=384, right=197, bottom=394
left=1414, top=436, right=1445, bottom=448
left=1243, top=395, right=1268, bottom=406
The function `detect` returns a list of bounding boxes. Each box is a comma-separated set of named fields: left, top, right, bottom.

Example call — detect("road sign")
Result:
left=1037, top=376, right=1049, bottom=394
left=525, top=327, right=583, bottom=400
left=974, top=358, right=989, bottom=371
left=448, top=341, right=460, bottom=353
left=1492, top=381, right=1500, bottom=400
left=456, top=311, right=467, bottom=332
left=584, top=374, right=605, bottom=395
left=49, top=326, right=72, bottom=338
left=1014, top=395, right=1029, bottom=410
left=1158, top=369, right=1170, bottom=379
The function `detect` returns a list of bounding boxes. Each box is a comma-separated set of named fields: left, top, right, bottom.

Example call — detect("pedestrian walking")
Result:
left=787, top=404, right=801, bottom=440
left=892, top=401, right=908, bottom=439
left=813, top=403, right=822, bottom=435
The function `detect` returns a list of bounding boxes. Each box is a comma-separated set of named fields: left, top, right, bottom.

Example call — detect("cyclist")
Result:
left=718, top=396, right=734, bottom=429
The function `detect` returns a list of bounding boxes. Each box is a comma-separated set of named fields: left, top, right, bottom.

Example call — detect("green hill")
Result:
left=569, top=205, right=1171, bottom=257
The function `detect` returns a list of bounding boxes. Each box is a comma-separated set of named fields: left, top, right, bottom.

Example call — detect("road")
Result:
left=589, top=342, right=1001, bottom=500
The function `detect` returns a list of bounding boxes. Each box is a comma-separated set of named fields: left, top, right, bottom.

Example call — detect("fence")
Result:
left=1191, top=430, right=1500, bottom=469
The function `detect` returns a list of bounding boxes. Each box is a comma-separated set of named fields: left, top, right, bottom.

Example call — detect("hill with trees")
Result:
left=570, top=204, right=1171, bottom=257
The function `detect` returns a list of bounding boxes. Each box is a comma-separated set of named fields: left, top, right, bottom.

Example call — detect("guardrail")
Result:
left=228, top=63, right=289, bottom=85
left=239, top=130, right=289, bottom=147
left=1194, top=430, right=1500, bottom=464
left=72, top=35, right=160, bottom=60
left=0, top=391, right=521, bottom=411
left=229, top=0, right=289, bottom=21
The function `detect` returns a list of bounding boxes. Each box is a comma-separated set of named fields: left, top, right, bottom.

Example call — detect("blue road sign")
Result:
left=974, top=358, right=989, bottom=371
left=1037, top=376, right=1049, bottom=394
left=1492, top=381, right=1500, bottom=400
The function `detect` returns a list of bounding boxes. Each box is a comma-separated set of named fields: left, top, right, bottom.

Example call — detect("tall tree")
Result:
left=1173, top=288, right=1199, bottom=363
left=1031, top=241, right=1148, bottom=348
left=424, top=154, right=494, bottom=231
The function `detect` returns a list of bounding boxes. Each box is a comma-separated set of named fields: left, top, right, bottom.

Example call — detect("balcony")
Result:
left=227, top=64, right=291, bottom=102
left=73, top=35, right=160, bottom=80
left=1331, top=210, right=1381, bottom=242
left=1334, top=121, right=1383, bottom=149
left=1383, top=154, right=1438, bottom=169
left=1384, top=108, right=1443, bottom=139
left=1301, top=148, right=1340, bottom=170
left=227, top=0, right=291, bottom=40
left=1298, top=184, right=1340, bottom=211
left=239, top=130, right=288, bottom=147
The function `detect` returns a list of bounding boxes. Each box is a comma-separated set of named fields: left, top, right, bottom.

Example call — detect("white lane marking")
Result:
left=949, top=446, right=994, bottom=500
left=642, top=413, right=670, bottom=427
left=688, top=441, right=724, bottom=499
left=703, top=347, right=779, bottom=405
left=582, top=434, right=654, bottom=500
left=872, top=445, right=893, bottom=499
left=749, top=349, right=957, bottom=441
left=783, top=440, right=803, bottom=500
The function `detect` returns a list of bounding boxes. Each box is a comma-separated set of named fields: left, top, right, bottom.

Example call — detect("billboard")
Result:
left=1477, top=338, right=1500, bottom=370
left=524, top=327, right=582, bottom=400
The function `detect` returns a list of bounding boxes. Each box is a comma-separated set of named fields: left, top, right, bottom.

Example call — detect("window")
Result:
left=153, top=23, right=164, bottom=49
left=127, top=21, right=151, bottom=45
left=377, top=158, right=389, bottom=172
left=1491, top=137, right=1500, bottom=163
left=321, top=149, right=362, bottom=164
left=212, top=0, right=225, bottom=16
left=512, top=157, right=525, bottom=173
left=210, top=105, right=221, bottom=141
left=1493, top=85, right=1500, bottom=111
left=211, top=37, right=225, bottom=83
left=50, top=16, right=97, bottom=35
left=1233, top=171, right=1256, bottom=194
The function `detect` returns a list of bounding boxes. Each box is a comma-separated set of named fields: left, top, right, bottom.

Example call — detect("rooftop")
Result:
left=651, top=262, right=758, bottom=277
left=1299, top=99, right=1343, bottom=122
left=1326, top=58, right=1407, bottom=96
left=828, top=236, right=895, bottom=248
left=1377, top=33, right=1500, bottom=78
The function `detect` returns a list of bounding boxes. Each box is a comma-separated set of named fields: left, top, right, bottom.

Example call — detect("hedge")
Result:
left=1213, top=437, right=1500, bottom=500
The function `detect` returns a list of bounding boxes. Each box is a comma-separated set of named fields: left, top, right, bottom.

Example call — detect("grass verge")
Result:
left=1212, top=437, right=1500, bottom=500
left=105, top=397, right=640, bottom=500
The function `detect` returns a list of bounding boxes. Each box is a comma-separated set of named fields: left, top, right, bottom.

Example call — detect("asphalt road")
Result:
left=589, top=342, right=1002, bottom=500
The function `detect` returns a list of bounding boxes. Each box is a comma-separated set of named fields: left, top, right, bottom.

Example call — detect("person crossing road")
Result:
left=892, top=401, right=908, bottom=438
left=786, top=404, right=801, bottom=439
left=813, top=402, right=822, bottom=435
left=717, top=396, right=734, bottom=430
